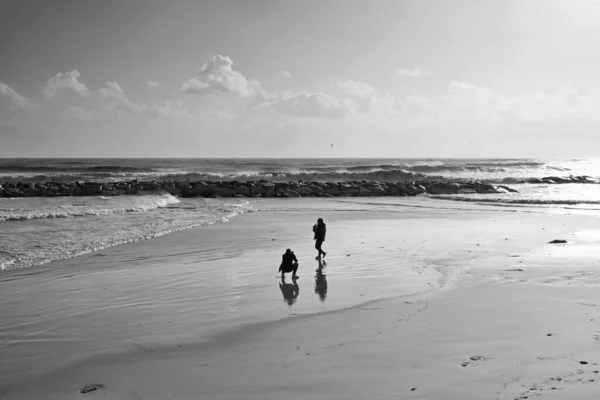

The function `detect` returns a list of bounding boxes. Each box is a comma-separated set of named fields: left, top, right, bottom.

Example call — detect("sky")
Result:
left=2, top=0, right=600, bottom=158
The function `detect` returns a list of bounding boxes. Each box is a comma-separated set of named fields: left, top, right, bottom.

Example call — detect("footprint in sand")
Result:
left=460, top=355, right=490, bottom=367
left=514, top=365, right=599, bottom=400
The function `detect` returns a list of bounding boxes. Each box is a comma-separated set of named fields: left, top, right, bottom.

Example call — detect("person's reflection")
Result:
left=279, top=278, right=299, bottom=306
left=315, top=259, right=328, bottom=302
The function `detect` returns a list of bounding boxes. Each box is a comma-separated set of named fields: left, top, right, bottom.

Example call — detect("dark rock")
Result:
left=281, top=189, right=300, bottom=198
left=295, top=185, right=313, bottom=196
left=427, top=182, right=460, bottom=194
left=234, top=185, right=252, bottom=197
left=211, top=186, right=235, bottom=198
left=81, top=184, right=102, bottom=195
left=548, top=239, right=567, bottom=244
left=190, top=182, right=212, bottom=197
left=497, top=185, right=519, bottom=193
left=79, top=384, right=105, bottom=394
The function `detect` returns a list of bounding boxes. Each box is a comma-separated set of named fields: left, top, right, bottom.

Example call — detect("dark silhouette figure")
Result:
left=279, top=248, right=299, bottom=279
left=315, top=258, right=328, bottom=302
left=279, top=279, right=299, bottom=306
left=313, top=218, right=327, bottom=259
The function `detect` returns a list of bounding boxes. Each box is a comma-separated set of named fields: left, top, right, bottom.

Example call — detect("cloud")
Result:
left=278, top=70, right=291, bottom=78
left=396, top=67, right=427, bottom=77
left=0, top=82, right=38, bottom=110
left=63, top=106, right=93, bottom=121
left=97, top=82, right=197, bottom=120
left=265, top=91, right=353, bottom=119
left=98, top=81, right=145, bottom=114
left=182, top=55, right=259, bottom=96
left=147, top=81, right=160, bottom=87
left=336, top=80, right=375, bottom=99
left=146, top=100, right=196, bottom=119
left=44, top=70, right=91, bottom=99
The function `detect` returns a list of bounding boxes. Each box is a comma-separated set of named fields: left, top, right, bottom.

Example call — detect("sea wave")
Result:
left=0, top=198, right=255, bottom=270
left=0, top=194, right=180, bottom=222
left=0, top=164, right=154, bottom=173
left=0, top=159, right=596, bottom=184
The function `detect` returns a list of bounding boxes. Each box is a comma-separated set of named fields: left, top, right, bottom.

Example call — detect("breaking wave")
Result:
left=0, top=194, right=180, bottom=222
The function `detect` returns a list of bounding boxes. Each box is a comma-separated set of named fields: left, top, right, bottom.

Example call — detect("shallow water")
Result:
left=0, top=195, right=255, bottom=270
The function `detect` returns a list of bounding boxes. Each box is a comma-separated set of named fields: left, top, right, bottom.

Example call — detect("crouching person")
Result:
left=279, top=248, right=299, bottom=279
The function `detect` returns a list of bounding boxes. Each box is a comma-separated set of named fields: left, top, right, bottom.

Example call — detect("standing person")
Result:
left=279, top=248, right=299, bottom=279
left=313, top=218, right=327, bottom=259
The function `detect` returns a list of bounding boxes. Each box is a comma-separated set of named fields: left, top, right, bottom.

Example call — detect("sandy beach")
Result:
left=2, top=198, right=600, bottom=399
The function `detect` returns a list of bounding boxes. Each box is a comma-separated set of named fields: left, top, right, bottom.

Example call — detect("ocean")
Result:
left=2, top=158, right=600, bottom=271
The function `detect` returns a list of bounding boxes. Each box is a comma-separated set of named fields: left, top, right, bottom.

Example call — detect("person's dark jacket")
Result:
left=313, top=222, right=326, bottom=241
left=279, top=251, right=298, bottom=271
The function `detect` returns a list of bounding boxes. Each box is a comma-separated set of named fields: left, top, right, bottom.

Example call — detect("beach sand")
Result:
left=2, top=198, right=600, bottom=399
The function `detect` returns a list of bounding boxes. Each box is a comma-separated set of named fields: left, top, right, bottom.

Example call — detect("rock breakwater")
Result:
left=0, top=180, right=521, bottom=198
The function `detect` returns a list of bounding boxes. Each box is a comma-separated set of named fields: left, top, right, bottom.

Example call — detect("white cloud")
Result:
left=336, top=80, right=375, bottom=99
left=44, top=70, right=91, bottom=99
left=265, top=91, right=353, bottom=119
left=147, top=81, right=160, bottom=87
left=396, top=67, right=427, bottom=77
left=146, top=100, right=196, bottom=119
left=278, top=70, right=291, bottom=78
left=440, top=81, right=600, bottom=124
left=63, top=106, right=93, bottom=121
left=98, top=81, right=145, bottom=114
left=97, top=82, right=198, bottom=120
left=0, top=82, right=38, bottom=110
left=182, top=55, right=259, bottom=96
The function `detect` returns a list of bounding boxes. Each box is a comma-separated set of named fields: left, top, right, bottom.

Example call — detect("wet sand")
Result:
left=2, top=199, right=600, bottom=399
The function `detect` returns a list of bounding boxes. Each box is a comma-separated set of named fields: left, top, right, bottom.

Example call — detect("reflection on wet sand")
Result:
left=315, top=259, right=328, bottom=302
left=279, top=279, right=299, bottom=306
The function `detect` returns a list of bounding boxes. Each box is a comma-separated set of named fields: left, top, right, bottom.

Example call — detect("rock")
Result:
left=527, top=178, right=544, bottom=184
left=249, top=183, right=265, bottom=196
left=234, top=185, right=252, bottom=197
left=548, top=239, right=567, bottom=244
left=162, top=186, right=182, bottom=196
left=211, top=186, right=235, bottom=198
left=366, top=184, right=385, bottom=194
left=458, top=187, right=477, bottom=194
left=81, top=184, right=102, bottom=195
left=396, top=183, right=414, bottom=196
left=497, top=185, right=518, bottom=193
left=427, top=182, right=460, bottom=194
left=264, top=184, right=276, bottom=197
left=295, top=186, right=313, bottom=196
left=384, top=186, right=400, bottom=196
left=474, top=183, right=500, bottom=194
left=358, top=186, right=378, bottom=196
left=324, top=185, right=341, bottom=196
left=191, top=182, right=212, bottom=197
left=3, top=187, right=23, bottom=197
left=501, top=177, right=520, bottom=183
left=79, top=384, right=105, bottom=394
left=281, top=189, right=300, bottom=197
left=339, top=183, right=358, bottom=195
